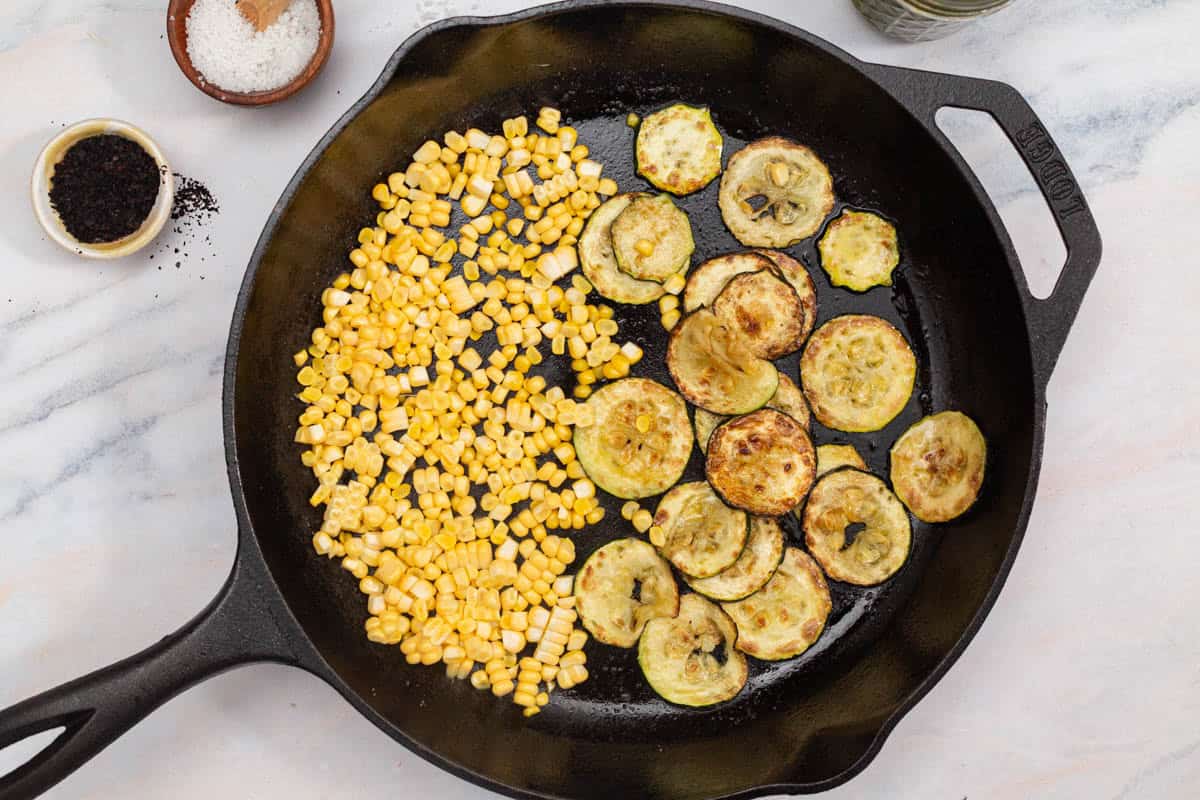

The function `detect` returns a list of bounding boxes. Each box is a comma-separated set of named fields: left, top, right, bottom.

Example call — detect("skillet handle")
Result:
left=866, top=64, right=1103, bottom=386
left=0, top=553, right=307, bottom=800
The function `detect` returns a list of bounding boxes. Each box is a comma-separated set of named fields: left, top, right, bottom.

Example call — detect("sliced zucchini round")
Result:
left=666, top=308, right=778, bottom=415
left=687, top=517, right=785, bottom=602
left=576, top=538, right=680, bottom=648
left=697, top=374, right=811, bottom=456
left=712, top=269, right=808, bottom=359
left=890, top=411, right=986, bottom=522
left=682, top=252, right=774, bottom=313
left=706, top=408, right=816, bottom=517
left=693, top=407, right=724, bottom=455
left=636, top=104, right=723, bottom=196
left=815, top=443, right=867, bottom=478
left=574, top=378, right=692, bottom=499
left=802, top=469, right=912, bottom=586
left=653, top=482, right=749, bottom=578
left=718, top=137, right=835, bottom=248
left=800, top=315, right=916, bottom=433
left=818, top=210, right=900, bottom=292
left=754, top=249, right=817, bottom=339
left=580, top=193, right=665, bottom=305
left=638, top=594, right=747, bottom=707
left=722, top=548, right=831, bottom=660
left=611, top=194, right=695, bottom=283
left=768, top=373, right=810, bottom=430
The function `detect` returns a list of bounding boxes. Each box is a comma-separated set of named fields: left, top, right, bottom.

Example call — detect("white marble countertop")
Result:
left=2, top=1, right=1198, bottom=798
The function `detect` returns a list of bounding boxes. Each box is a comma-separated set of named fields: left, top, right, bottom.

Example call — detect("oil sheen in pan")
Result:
left=484, top=112, right=940, bottom=732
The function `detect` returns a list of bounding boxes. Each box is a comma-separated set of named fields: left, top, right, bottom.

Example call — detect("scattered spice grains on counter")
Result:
left=171, top=173, right=220, bottom=221
left=149, top=174, right=220, bottom=269
left=49, top=134, right=160, bottom=243
left=186, top=0, right=320, bottom=93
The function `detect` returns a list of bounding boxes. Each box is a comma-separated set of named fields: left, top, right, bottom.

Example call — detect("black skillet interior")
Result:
left=232, top=4, right=1039, bottom=799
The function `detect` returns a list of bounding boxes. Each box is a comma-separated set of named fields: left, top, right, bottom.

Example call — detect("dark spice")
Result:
left=171, top=173, right=219, bottom=221
left=49, top=134, right=160, bottom=244
left=147, top=173, right=220, bottom=273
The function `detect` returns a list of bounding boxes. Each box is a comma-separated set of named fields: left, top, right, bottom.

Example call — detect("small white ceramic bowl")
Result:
left=31, top=119, right=175, bottom=259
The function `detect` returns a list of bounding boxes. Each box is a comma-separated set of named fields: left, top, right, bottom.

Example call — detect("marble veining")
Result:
left=1, top=1, right=1198, bottom=798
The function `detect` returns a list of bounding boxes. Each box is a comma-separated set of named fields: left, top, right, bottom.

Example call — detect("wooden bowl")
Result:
left=166, top=0, right=334, bottom=106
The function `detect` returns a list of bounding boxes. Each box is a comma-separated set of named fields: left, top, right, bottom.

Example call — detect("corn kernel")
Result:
left=662, top=272, right=687, bottom=295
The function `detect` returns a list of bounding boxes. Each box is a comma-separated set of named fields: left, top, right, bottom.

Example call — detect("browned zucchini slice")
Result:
left=815, top=443, right=867, bottom=478
left=687, top=517, right=785, bottom=602
left=574, top=378, right=692, bottom=499
left=576, top=538, right=679, bottom=648
left=580, top=193, right=665, bottom=305
left=754, top=249, right=817, bottom=339
left=818, top=210, right=900, bottom=291
left=802, top=469, right=911, bottom=586
left=693, top=407, right=725, bottom=454
left=706, top=408, right=816, bottom=516
left=718, top=137, right=835, bottom=247
left=611, top=194, right=694, bottom=282
left=712, top=269, right=807, bottom=359
left=769, top=373, right=810, bottom=429
left=638, top=594, right=747, bottom=706
left=636, top=104, right=723, bottom=196
left=890, top=411, right=986, bottom=522
left=800, top=314, right=916, bottom=432
left=696, top=373, right=809, bottom=455
left=653, top=482, right=749, bottom=578
left=666, top=308, right=778, bottom=415
left=682, top=252, right=775, bottom=313
left=722, top=548, right=831, bottom=660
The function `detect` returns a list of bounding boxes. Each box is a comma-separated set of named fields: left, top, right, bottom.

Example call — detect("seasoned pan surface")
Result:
left=237, top=0, right=1039, bottom=781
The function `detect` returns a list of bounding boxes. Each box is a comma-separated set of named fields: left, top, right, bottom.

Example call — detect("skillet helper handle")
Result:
left=868, top=64, right=1103, bottom=386
left=0, top=557, right=303, bottom=800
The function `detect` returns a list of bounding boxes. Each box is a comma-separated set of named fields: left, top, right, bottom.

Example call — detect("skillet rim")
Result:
left=222, top=1, right=1049, bottom=796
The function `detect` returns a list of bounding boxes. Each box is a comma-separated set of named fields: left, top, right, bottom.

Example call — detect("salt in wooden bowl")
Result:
left=167, top=0, right=334, bottom=106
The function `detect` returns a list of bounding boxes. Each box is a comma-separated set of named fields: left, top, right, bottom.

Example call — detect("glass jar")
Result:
left=852, top=0, right=1017, bottom=42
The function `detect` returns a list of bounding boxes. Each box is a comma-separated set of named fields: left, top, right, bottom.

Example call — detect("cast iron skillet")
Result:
left=0, top=2, right=1101, bottom=798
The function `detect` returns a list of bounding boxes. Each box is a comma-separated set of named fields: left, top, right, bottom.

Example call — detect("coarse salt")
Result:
left=186, top=0, right=320, bottom=94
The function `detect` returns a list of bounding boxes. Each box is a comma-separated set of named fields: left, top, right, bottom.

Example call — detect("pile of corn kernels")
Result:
left=293, top=108, right=642, bottom=716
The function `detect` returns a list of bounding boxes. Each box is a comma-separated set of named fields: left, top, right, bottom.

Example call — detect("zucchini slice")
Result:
left=754, top=249, right=817, bottom=339
left=693, top=407, right=725, bottom=455
left=653, top=482, right=749, bottom=578
left=706, top=408, right=816, bottom=516
left=683, top=252, right=774, bottom=313
left=800, top=314, right=916, bottom=433
left=580, top=193, right=665, bottom=305
left=577, top=538, right=680, bottom=648
left=718, top=137, right=835, bottom=248
left=818, top=210, right=900, bottom=292
left=574, top=378, right=692, bottom=499
left=694, top=374, right=808, bottom=455
left=815, top=443, right=867, bottom=478
left=722, top=548, right=831, bottom=660
left=889, top=411, right=986, bottom=522
left=802, top=469, right=911, bottom=586
left=768, top=373, right=810, bottom=430
left=712, top=269, right=808, bottom=359
left=666, top=308, right=778, bottom=415
left=638, top=594, right=747, bottom=707
left=636, top=104, right=724, bottom=196
left=611, top=194, right=695, bottom=283
left=687, top=517, right=785, bottom=602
